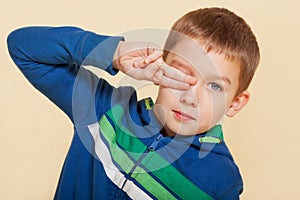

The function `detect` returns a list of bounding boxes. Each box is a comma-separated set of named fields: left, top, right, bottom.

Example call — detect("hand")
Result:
left=113, top=41, right=196, bottom=90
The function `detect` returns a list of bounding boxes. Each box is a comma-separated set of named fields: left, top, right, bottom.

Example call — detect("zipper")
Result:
left=148, top=134, right=163, bottom=151
left=121, top=134, right=163, bottom=189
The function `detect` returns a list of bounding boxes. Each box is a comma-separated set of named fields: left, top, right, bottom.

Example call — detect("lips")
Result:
left=173, top=110, right=196, bottom=121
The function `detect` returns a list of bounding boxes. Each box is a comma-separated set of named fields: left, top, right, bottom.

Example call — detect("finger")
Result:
left=146, top=44, right=154, bottom=56
left=133, top=51, right=161, bottom=68
left=144, top=50, right=163, bottom=64
left=160, top=64, right=197, bottom=85
left=141, top=60, right=161, bottom=81
left=130, top=61, right=160, bottom=81
left=158, top=75, right=191, bottom=90
left=134, top=51, right=162, bottom=68
left=133, top=58, right=147, bottom=68
left=152, top=69, right=163, bottom=85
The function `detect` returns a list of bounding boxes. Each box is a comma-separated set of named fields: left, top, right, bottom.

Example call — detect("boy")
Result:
left=7, top=7, right=259, bottom=200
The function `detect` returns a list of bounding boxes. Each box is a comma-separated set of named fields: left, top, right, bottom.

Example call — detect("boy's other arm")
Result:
left=7, top=26, right=123, bottom=121
left=216, top=184, right=243, bottom=200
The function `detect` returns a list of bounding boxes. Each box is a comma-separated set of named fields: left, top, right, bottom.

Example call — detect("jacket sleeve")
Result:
left=216, top=184, right=243, bottom=200
left=7, top=26, right=123, bottom=122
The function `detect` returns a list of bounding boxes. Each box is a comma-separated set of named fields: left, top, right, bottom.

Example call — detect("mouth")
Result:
left=173, top=110, right=196, bottom=121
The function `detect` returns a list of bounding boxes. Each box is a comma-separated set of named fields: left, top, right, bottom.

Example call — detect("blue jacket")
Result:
left=7, top=26, right=243, bottom=200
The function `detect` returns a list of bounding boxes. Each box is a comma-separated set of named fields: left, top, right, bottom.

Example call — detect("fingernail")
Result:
left=190, top=77, right=197, bottom=84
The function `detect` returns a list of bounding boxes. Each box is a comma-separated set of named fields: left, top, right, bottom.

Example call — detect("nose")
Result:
left=179, top=87, right=198, bottom=107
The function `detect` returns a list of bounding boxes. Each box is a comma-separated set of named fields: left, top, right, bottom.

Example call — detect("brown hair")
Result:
left=163, top=7, right=260, bottom=96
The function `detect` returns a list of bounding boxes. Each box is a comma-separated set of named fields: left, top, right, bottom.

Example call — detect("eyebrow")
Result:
left=209, top=75, right=231, bottom=85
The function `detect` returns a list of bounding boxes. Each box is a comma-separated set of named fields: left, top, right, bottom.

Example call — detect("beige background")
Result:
left=1, top=0, right=300, bottom=199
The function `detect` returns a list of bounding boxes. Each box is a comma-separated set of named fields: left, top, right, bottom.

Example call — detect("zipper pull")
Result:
left=148, top=134, right=163, bottom=151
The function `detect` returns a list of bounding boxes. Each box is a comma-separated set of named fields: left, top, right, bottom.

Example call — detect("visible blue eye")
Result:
left=209, top=83, right=223, bottom=91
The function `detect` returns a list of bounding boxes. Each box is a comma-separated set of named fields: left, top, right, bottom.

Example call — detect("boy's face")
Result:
left=154, top=38, right=249, bottom=136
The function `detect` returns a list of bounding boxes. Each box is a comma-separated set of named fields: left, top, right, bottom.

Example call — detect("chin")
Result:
left=167, top=126, right=200, bottom=136
left=178, top=126, right=210, bottom=136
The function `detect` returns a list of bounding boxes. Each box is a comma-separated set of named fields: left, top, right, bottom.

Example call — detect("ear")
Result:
left=226, top=91, right=250, bottom=117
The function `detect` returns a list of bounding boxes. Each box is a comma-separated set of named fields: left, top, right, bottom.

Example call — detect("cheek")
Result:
left=162, top=88, right=180, bottom=101
left=199, top=93, right=227, bottom=121
left=156, top=88, right=178, bottom=107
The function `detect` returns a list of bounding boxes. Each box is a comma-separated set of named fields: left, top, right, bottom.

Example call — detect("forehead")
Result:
left=165, top=38, right=240, bottom=86
left=166, top=38, right=212, bottom=71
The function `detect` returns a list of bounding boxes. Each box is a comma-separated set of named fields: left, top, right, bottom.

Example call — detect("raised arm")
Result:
left=7, top=26, right=195, bottom=124
left=7, top=26, right=123, bottom=121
